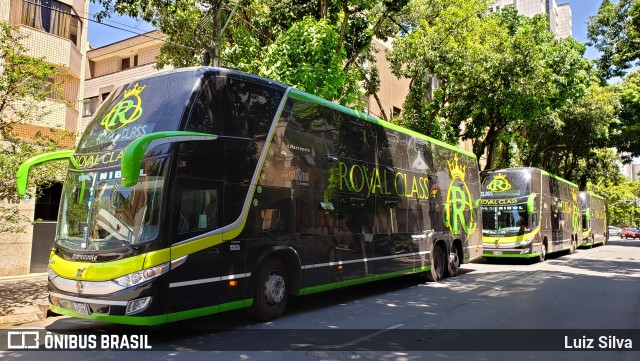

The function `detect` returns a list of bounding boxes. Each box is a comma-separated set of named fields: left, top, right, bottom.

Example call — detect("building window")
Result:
left=20, top=0, right=81, bottom=46
left=83, top=96, right=99, bottom=117
left=121, top=57, right=130, bottom=70
left=391, top=106, right=401, bottom=118
left=134, top=54, right=139, bottom=67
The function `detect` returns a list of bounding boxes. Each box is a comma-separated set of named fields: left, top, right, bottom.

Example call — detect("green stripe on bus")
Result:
left=51, top=298, right=254, bottom=326
left=50, top=305, right=168, bottom=325
left=167, top=299, right=252, bottom=323
left=298, top=266, right=431, bottom=296
left=539, top=169, right=579, bottom=188
left=482, top=253, right=542, bottom=259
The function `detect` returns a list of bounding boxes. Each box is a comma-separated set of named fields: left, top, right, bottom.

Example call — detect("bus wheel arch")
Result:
left=250, top=248, right=302, bottom=321
left=538, top=238, right=548, bottom=262
left=446, top=239, right=463, bottom=278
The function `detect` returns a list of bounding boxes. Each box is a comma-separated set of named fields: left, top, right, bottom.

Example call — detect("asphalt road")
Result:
left=2, top=238, right=639, bottom=360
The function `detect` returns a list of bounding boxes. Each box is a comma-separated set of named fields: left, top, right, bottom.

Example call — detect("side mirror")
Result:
left=121, top=131, right=218, bottom=187
left=15, top=150, right=75, bottom=197
left=527, top=193, right=538, bottom=214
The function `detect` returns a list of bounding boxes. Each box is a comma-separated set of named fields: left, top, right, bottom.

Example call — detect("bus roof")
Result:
left=484, top=167, right=579, bottom=188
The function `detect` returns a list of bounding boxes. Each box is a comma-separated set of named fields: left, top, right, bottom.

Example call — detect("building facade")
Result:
left=82, top=30, right=166, bottom=133
left=1, top=0, right=90, bottom=276
left=490, top=0, right=572, bottom=38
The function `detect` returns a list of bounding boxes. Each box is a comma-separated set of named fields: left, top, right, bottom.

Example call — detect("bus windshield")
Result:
left=56, top=158, right=166, bottom=251
left=482, top=203, right=531, bottom=235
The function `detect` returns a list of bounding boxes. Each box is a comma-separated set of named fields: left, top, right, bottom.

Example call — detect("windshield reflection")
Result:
left=482, top=204, right=531, bottom=235
left=56, top=159, right=165, bottom=251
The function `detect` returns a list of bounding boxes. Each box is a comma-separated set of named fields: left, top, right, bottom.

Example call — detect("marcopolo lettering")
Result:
left=71, top=254, right=97, bottom=262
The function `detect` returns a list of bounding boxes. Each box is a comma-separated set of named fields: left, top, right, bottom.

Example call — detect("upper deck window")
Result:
left=186, top=76, right=284, bottom=139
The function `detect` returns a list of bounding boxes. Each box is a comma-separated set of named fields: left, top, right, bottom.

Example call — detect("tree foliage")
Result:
left=516, top=83, right=620, bottom=188
left=0, top=22, right=70, bottom=233
left=389, top=4, right=590, bottom=170
left=612, top=69, right=640, bottom=160
left=587, top=0, right=640, bottom=81
left=92, top=0, right=408, bottom=106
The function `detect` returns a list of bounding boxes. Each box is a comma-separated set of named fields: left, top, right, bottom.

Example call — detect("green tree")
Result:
left=591, top=178, right=640, bottom=228
left=92, top=0, right=408, bottom=106
left=587, top=0, right=640, bottom=81
left=0, top=22, right=70, bottom=233
left=517, top=83, right=620, bottom=188
left=389, top=4, right=589, bottom=169
left=612, top=69, right=640, bottom=160
left=388, top=0, right=492, bottom=142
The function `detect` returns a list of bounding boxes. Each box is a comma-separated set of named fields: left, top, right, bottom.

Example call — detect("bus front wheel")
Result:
left=250, top=258, right=288, bottom=321
left=538, top=243, right=547, bottom=263
left=426, top=245, right=445, bottom=282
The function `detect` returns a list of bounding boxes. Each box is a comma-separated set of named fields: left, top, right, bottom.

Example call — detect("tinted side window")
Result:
left=187, top=76, right=284, bottom=139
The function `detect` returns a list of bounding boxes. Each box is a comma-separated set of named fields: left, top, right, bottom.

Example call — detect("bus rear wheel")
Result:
left=426, top=244, right=445, bottom=282
left=250, top=258, right=288, bottom=321
left=446, top=247, right=460, bottom=277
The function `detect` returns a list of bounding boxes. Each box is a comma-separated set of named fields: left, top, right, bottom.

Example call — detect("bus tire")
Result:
left=446, top=244, right=461, bottom=277
left=538, top=242, right=547, bottom=263
left=426, top=244, right=446, bottom=282
left=250, top=258, right=288, bottom=321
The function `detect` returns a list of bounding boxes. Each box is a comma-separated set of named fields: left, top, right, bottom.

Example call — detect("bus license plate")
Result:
left=73, top=302, right=91, bottom=315
left=493, top=250, right=503, bottom=255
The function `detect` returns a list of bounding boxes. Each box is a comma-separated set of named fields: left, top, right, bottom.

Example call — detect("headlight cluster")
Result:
left=47, top=265, right=58, bottom=280
left=113, top=262, right=170, bottom=288
left=516, top=238, right=533, bottom=247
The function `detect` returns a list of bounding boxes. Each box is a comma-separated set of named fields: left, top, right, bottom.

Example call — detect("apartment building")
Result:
left=364, top=38, right=411, bottom=121
left=490, top=0, right=572, bottom=38
left=0, top=0, right=89, bottom=276
left=82, top=30, right=166, bottom=133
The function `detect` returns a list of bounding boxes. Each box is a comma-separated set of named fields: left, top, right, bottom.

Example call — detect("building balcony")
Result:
left=19, top=26, right=83, bottom=79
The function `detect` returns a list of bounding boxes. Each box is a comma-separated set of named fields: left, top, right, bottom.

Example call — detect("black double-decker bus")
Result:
left=17, top=68, right=482, bottom=325
left=481, top=167, right=581, bottom=262
left=579, top=191, right=608, bottom=247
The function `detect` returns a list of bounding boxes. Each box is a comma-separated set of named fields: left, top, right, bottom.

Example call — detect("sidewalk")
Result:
left=0, top=273, right=49, bottom=326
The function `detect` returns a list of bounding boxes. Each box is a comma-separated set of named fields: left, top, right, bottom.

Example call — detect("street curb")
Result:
left=0, top=273, right=48, bottom=283
left=0, top=303, right=49, bottom=326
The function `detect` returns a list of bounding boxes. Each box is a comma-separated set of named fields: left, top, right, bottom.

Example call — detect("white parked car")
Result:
left=608, top=226, right=621, bottom=238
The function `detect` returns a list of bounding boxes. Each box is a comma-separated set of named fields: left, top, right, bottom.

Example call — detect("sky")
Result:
left=86, top=1, right=606, bottom=50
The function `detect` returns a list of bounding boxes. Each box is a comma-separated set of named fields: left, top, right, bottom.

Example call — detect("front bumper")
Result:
left=48, top=278, right=168, bottom=325
left=482, top=242, right=543, bottom=258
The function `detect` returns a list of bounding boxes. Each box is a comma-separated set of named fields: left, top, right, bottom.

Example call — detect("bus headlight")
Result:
left=516, top=238, right=532, bottom=247
left=47, top=265, right=58, bottom=280
left=113, top=263, right=170, bottom=288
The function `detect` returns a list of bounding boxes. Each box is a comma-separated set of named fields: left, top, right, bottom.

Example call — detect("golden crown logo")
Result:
left=447, top=154, right=467, bottom=181
left=123, top=83, right=146, bottom=98
left=486, top=173, right=511, bottom=192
